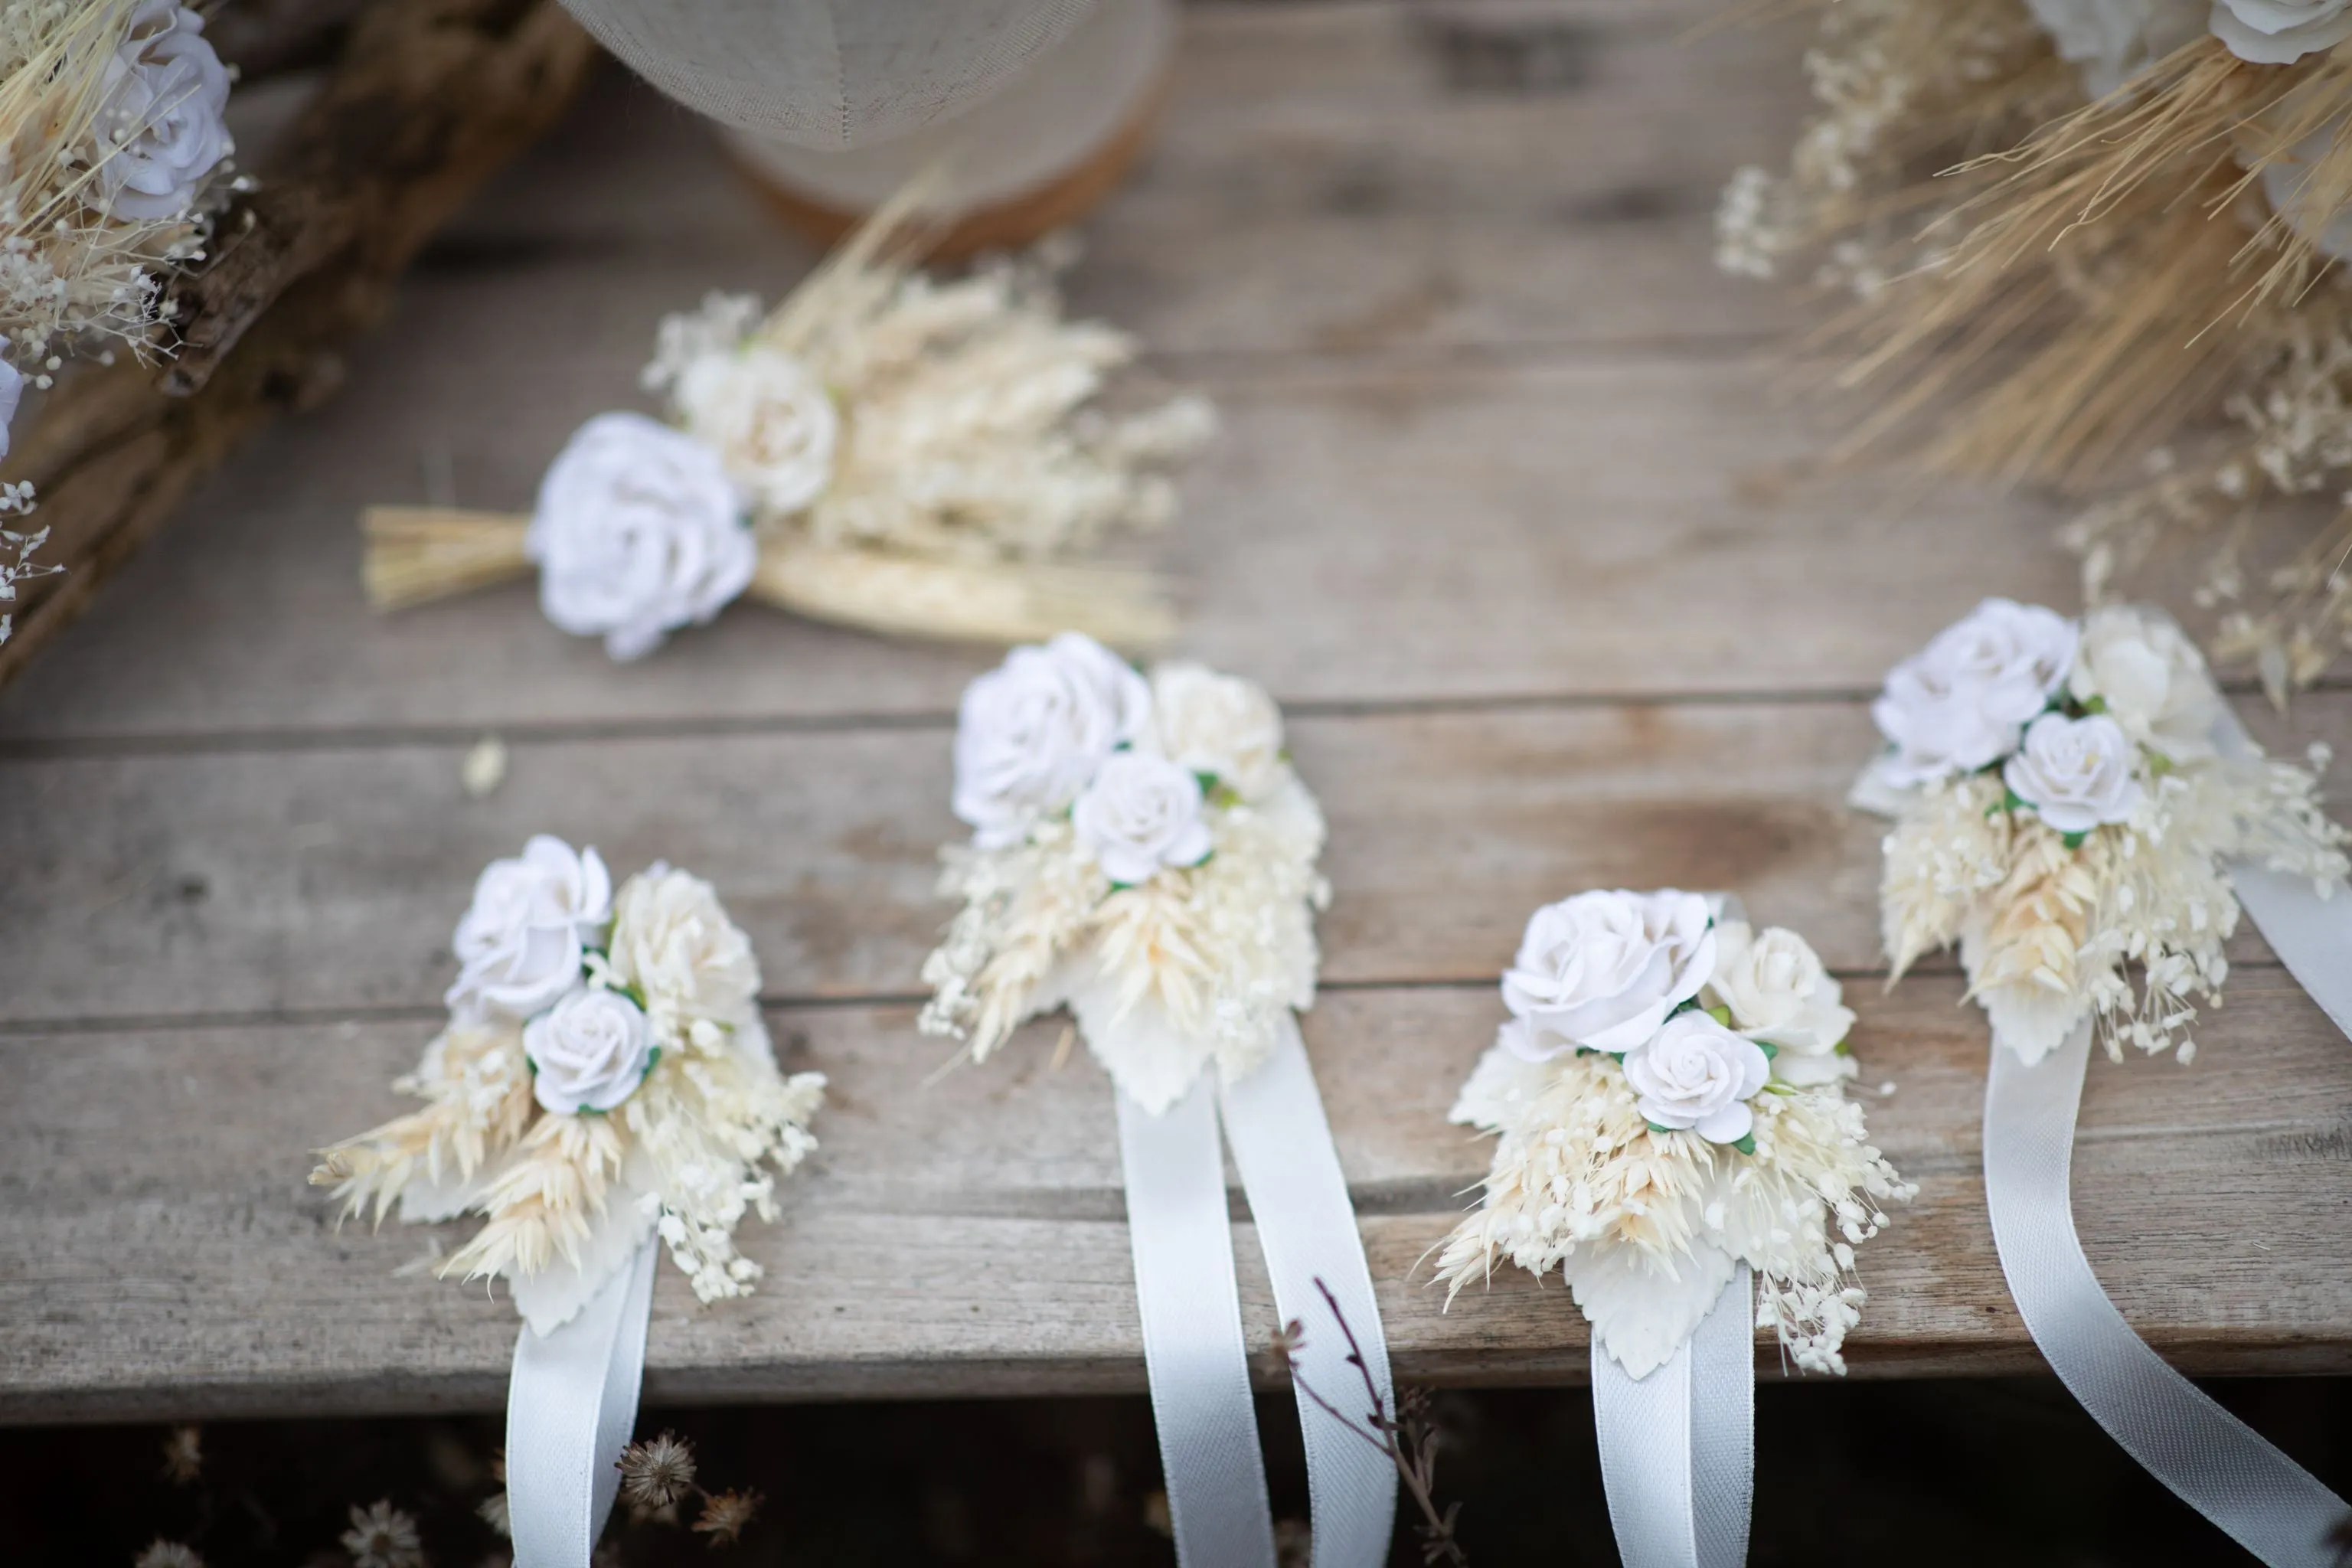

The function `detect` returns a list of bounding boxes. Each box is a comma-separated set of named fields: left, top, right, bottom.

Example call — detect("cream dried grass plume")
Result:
left=1721, top=0, right=2352, bottom=691
left=1436, top=1047, right=1911, bottom=1375
left=362, top=181, right=1211, bottom=652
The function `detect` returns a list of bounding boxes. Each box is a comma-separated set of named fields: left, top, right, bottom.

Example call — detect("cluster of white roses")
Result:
left=2, top=0, right=238, bottom=459
left=951, top=631, right=1285, bottom=881
left=1444, top=890, right=1907, bottom=1377
left=1496, top=890, right=1856, bottom=1149
left=318, top=836, right=824, bottom=1328
left=923, top=633, right=1324, bottom=1111
left=526, top=328, right=839, bottom=662
left=1862, top=599, right=2347, bottom=1062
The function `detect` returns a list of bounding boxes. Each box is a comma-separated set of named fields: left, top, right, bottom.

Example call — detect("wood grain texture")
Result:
left=1, top=695, right=2336, bottom=1028
left=4, top=974, right=2346, bottom=1425
left=1, top=1, right=2348, bottom=1420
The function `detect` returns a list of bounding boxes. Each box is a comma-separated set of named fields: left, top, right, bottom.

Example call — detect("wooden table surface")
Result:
left=3, top=1, right=2348, bottom=1426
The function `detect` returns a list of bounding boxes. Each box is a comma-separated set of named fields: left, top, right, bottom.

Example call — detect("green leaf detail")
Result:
left=2079, top=694, right=2107, bottom=715
left=1731, top=1133, right=1757, bottom=1155
left=2061, top=829, right=2088, bottom=851
left=1645, top=1121, right=1674, bottom=1135
left=1832, top=1038, right=1852, bottom=1057
left=1704, top=1004, right=1733, bottom=1027
left=1755, top=1040, right=1779, bottom=1060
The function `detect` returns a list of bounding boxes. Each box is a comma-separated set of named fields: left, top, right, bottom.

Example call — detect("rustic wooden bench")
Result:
left=2, top=0, right=2347, bottom=1426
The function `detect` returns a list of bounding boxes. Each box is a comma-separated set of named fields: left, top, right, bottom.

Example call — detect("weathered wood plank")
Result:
left=4, top=974, right=2344, bottom=1423
left=2, top=696, right=2336, bottom=1027
left=0, top=3, right=2085, bottom=741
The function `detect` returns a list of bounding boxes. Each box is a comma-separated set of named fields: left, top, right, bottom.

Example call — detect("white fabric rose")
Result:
left=2070, top=605, right=2223, bottom=763
left=1073, top=750, right=1214, bottom=885
left=1706, top=920, right=1857, bottom=1087
left=91, top=2, right=234, bottom=222
left=2027, top=0, right=2204, bottom=93
left=446, top=835, right=613, bottom=1021
left=2004, top=712, right=2145, bottom=835
left=606, top=864, right=761, bottom=1036
left=1148, top=663, right=1285, bottom=800
left=1501, top=889, right=1717, bottom=1058
left=528, top=411, right=756, bottom=662
left=952, top=632, right=1152, bottom=848
left=1622, top=1011, right=1772, bottom=1144
left=524, top=987, right=654, bottom=1115
left=2210, top=0, right=2352, bottom=62
left=1871, top=598, right=2079, bottom=786
left=673, top=346, right=839, bottom=515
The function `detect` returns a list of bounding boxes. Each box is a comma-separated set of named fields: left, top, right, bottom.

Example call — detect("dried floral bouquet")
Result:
left=1439, top=890, right=1913, bottom=1377
left=314, top=835, right=824, bottom=1330
left=364, top=188, right=1214, bottom=658
left=1720, top=0, right=2352, bottom=698
left=1, top=0, right=243, bottom=639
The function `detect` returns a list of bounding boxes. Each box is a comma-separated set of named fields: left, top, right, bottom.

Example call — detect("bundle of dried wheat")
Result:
left=1722, top=0, right=2352, bottom=698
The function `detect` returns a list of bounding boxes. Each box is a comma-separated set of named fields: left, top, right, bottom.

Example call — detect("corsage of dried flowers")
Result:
left=312, top=836, right=824, bottom=1332
left=361, top=188, right=1214, bottom=659
left=917, top=632, right=1323, bottom=1110
left=1437, top=890, right=1913, bottom=1377
left=1856, top=598, right=2349, bottom=1064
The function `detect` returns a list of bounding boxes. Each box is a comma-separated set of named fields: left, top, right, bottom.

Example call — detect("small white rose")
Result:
left=2070, top=605, right=2223, bottom=763
left=673, top=346, right=839, bottom=516
left=1148, top=663, right=1285, bottom=800
left=2026, top=0, right=2205, bottom=93
left=1622, top=1011, right=1772, bottom=1145
left=1706, top=921, right=1855, bottom=1053
left=1500, top=889, right=1717, bottom=1058
left=446, top=835, right=612, bottom=1021
left=1073, top=750, right=1214, bottom=885
left=1871, top=598, right=2079, bottom=786
left=2004, top=711, right=2145, bottom=835
left=2210, top=0, right=2352, bottom=62
left=90, top=2, right=234, bottom=222
left=606, top=864, right=761, bottom=1037
left=528, top=412, right=756, bottom=662
left=524, top=986, right=654, bottom=1115
left=952, top=632, right=1152, bottom=849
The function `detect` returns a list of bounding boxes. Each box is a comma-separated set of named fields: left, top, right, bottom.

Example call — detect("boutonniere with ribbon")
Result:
left=312, top=837, right=824, bottom=1567
left=1856, top=598, right=2352, bottom=1564
left=920, top=633, right=1396, bottom=1568
left=362, top=188, right=1214, bottom=658
left=1438, top=888, right=1909, bottom=1566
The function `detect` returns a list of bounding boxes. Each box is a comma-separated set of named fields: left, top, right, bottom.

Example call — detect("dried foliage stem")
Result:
left=1281, top=1277, right=1468, bottom=1568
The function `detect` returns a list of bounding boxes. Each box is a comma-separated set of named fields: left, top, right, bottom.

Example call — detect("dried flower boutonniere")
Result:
left=362, top=189, right=1214, bottom=659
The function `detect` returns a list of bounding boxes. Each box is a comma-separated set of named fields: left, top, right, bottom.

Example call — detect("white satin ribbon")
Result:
left=1115, top=1016, right=1396, bottom=1568
left=1592, top=1266, right=1755, bottom=1568
left=1116, top=1074, right=1278, bottom=1568
left=506, top=1236, right=660, bottom=1567
left=1220, top=1015, right=1400, bottom=1567
left=1984, top=1025, right=2347, bottom=1566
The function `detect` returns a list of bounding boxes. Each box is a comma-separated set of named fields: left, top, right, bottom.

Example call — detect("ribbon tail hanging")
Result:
left=1220, top=1014, right=1400, bottom=1568
left=1116, top=1075, right=1279, bottom=1568
left=1984, top=1024, right=2349, bottom=1567
left=1592, top=1265, right=1756, bottom=1568
left=505, top=1236, right=662, bottom=1567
